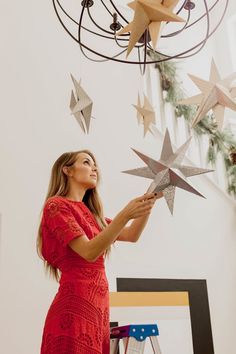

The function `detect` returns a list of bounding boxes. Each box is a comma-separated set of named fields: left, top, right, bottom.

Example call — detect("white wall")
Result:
left=0, top=1, right=236, bottom=354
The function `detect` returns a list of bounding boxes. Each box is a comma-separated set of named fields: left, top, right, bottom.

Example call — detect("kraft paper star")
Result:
left=117, top=0, right=184, bottom=56
left=133, top=93, right=156, bottom=136
left=122, top=129, right=213, bottom=214
left=178, top=59, right=236, bottom=130
left=70, top=74, right=93, bottom=134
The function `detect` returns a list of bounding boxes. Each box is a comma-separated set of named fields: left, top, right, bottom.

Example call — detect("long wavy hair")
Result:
left=37, top=150, right=108, bottom=282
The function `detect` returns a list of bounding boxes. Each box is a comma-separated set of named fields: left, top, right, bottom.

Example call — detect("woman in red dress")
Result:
left=38, top=150, right=161, bottom=354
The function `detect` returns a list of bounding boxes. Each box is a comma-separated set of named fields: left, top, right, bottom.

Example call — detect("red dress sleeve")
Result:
left=43, top=198, right=86, bottom=247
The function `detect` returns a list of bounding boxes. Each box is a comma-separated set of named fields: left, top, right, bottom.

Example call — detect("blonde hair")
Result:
left=37, top=150, right=108, bottom=282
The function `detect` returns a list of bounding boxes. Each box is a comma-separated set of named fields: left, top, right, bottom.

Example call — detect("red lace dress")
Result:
left=40, top=196, right=110, bottom=354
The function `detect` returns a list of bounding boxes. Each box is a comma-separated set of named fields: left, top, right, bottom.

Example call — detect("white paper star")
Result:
left=133, top=94, right=156, bottom=136
left=178, top=59, right=236, bottom=130
left=70, top=74, right=93, bottom=134
left=122, top=129, right=213, bottom=214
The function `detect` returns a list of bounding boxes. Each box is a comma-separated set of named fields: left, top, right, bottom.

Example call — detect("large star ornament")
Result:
left=133, top=94, right=156, bottom=136
left=70, top=74, right=93, bottom=134
left=178, top=59, right=236, bottom=130
left=117, top=0, right=184, bottom=56
left=122, top=129, right=213, bottom=214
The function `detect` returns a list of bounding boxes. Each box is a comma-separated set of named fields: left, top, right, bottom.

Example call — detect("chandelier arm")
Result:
left=80, top=27, right=127, bottom=40
left=100, top=0, right=114, bottom=16
left=147, top=29, right=210, bottom=60
left=175, top=0, right=210, bottom=58
left=81, top=28, right=125, bottom=40
left=55, top=0, right=80, bottom=26
left=99, top=0, right=130, bottom=32
left=147, top=46, right=186, bottom=61
left=86, top=5, right=145, bottom=45
left=162, top=0, right=219, bottom=38
left=138, top=47, right=142, bottom=66
left=109, top=0, right=129, bottom=24
left=76, top=37, right=170, bottom=63
left=79, top=43, right=128, bottom=62
left=99, top=0, right=129, bottom=33
left=162, top=9, right=191, bottom=38
left=114, top=34, right=133, bottom=48
left=138, top=47, right=146, bottom=75
left=181, top=0, right=220, bottom=30
left=137, top=32, right=148, bottom=74
left=114, top=39, right=129, bottom=48
left=53, top=0, right=87, bottom=43
left=78, top=0, right=87, bottom=46
left=80, top=45, right=109, bottom=62
left=175, top=0, right=189, bottom=15
left=143, top=31, right=148, bottom=75
left=206, top=0, right=229, bottom=37
left=114, top=33, right=146, bottom=49
left=55, top=0, right=121, bottom=40
left=174, top=0, right=229, bottom=59
left=77, top=37, right=154, bottom=63
left=87, top=6, right=118, bottom=35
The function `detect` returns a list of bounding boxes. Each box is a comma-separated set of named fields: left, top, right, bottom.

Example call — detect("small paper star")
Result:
left=70, top=74, right=93, bottom=134
left=133, top=94, right=156, bottom=136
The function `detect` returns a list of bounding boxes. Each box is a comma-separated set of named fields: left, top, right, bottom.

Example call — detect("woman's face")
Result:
left=68, top=152, right=98, bottom=189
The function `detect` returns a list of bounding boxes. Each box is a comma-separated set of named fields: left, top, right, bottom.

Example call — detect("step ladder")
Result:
left=110, top=324, right=162, bottom=354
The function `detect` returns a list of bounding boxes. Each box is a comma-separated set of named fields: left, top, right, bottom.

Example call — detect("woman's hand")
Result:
left=153, top=191, right=163, bottom=200
left=115, top=191, right=163, bottom=242
left=120, top=192, right=160, bottom=222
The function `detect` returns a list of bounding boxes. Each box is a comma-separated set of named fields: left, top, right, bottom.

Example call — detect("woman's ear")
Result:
left=62, top=166, right=70, bottom=176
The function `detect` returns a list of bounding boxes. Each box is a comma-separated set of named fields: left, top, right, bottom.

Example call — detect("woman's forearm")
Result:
left=117, top=193, right=162, bottom=242
left=85, top=211, right=129, bottom=260
left=69, top=210, right=128, bottom=261
left=69, top=193, right=157, bottom=261
left=118, top=214, right=151, bottom=242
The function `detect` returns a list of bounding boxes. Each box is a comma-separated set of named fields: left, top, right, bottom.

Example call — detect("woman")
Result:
left=38, top=150, right=161, bottom=354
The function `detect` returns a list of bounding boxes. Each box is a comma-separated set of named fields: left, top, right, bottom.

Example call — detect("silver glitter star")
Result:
left=122, top=129, right=213, bottom=214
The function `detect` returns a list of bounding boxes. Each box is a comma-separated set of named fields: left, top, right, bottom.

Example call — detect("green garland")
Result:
left=148, top=51, right=236, bottom=197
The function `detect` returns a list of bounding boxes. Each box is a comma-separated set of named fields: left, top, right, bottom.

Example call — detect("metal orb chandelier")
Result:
left=52, top=0, right=229, bottom=71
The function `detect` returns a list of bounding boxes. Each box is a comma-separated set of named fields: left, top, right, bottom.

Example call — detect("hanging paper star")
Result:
left=133, top=93, right=156, bottom=136
left=70, top=74, right=93, bottom=134
left=117, top=0, right=184, bottom=56
left=122, top=129, right=213, bottom=214
left=178, top=59, right=236, bottom=130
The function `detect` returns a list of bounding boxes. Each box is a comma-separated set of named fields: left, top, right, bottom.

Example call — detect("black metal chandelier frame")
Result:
left=52, top=0, right=229, bottom=67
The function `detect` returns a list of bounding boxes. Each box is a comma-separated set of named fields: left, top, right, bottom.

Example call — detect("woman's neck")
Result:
left=65, top=186, right=86, bottom=202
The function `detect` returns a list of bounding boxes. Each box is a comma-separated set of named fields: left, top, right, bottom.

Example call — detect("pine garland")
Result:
left=148, top=51, right=236, bottom=197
